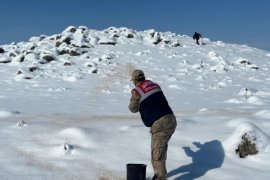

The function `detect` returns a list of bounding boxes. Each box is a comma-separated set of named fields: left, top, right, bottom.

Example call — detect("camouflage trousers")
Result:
left=150, top=114, right=177, bottom=180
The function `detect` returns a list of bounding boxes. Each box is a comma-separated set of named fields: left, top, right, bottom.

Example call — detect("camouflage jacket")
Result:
left=128, top=89, right=140, bottom=113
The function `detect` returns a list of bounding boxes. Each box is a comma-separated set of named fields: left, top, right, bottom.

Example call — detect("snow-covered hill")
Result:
left=1, top=26, right=270, bottom=179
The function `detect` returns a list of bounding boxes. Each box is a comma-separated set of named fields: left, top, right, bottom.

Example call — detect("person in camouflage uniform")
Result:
left=129, top=69, right=177, bottom=180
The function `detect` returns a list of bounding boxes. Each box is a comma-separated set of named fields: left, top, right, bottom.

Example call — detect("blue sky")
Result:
left=1, top=0, right=269, bottom=51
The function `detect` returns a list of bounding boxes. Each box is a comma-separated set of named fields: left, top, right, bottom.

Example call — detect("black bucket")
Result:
left=126, top=163, right=147, bottom=180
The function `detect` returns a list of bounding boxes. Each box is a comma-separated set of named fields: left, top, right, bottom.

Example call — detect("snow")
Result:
left=1, top=25, right=270, bottom=179
left=223, top=122, right=270, bottom=154
left=0, top=110, right=13, bottom=117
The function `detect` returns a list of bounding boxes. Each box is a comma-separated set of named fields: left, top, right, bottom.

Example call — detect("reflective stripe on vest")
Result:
left=134, top=80, right=162, bottom=103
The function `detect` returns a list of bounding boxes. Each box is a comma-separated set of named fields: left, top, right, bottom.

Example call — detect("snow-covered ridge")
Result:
left=0, top=25, right=269, bottom=82
left=0, top=26, right=270, bottom=108
left=1, top=25, right=181, bottom=63
left=1, top=25, right=270, bottom=110
left=0, top=26, right=182, bottom=81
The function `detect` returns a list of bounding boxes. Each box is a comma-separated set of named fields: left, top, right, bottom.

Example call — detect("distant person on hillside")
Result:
left=193, top=32, right=201, bottom=45
left=129, top=69, right=177, bottom=180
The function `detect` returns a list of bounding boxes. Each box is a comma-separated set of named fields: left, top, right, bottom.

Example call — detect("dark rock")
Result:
left=69, top=50, right=80, bottom=56
left=29, top=67, right=38, bottom=72
left=12, top=54, right=25, bottom=62
left=17, top=70, right=23, bottom=75
left=0, top=60, right=11, bottom=64
left=127, top=34, right=134, bottom=38
left=235, top=133, right=258, bottom=158
left=18, top=55, right=25, bottom=62
left=69, top=27, right=77, bottom=33
left=99, top=42, right=116, bottom=45
left=71, top=44, right=79, bottom=48
left=58, top=50, right=69, bottom=55
left=9, top=52, right=17, bottom=57
left=30, top=46, right=36, bottom=50
left=42, top=55, right=55, bottom=62
left=163, top=40, right=171, bottom=44
left=24, top=77, right=33, bottom=80
left=252, top=67, right=259, bottom=70
left=171, top=42, right=181, bottom=47
left=15, top=70, right=33, bottom=79
left=99, top=37, right=116, bottom=46
left=81, top=45, right=90, bottom=48
left=25, top=51, right=32, bottom=55
left=150, top=32, right=162, bottom=45
left=153, top=38, right=162, bottom=45
left=55, top=41, right=62, bottom=47
left=0, top=58, right=11, bottom=64
left=0, top=47, right=4, bottom=53
left=28, top=64, right=40, bottom=72
left=39, top=36, right=46, bottom=41
left=81, top=50, right=88, bottom=55
left=56, top=35, right=62, bottom=40
left=113, top=34, right=120, bottom=38
left=240, top=60, right=251, bottom=65
left=85, top=62, right=97, bottom=68
left=149, top=32, right=155, bottom=38
left=63, top=62, right=72, bottom=66
left=62, top=37, right=71, bottom=45
left=91, top=69, right=98, bottom=73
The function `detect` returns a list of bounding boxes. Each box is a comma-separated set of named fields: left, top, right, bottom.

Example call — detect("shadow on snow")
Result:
left=167, top=140, right=224, bottom=180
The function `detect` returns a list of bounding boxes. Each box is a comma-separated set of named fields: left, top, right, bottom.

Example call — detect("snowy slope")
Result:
left=1, top=26, right=270, bottom=179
